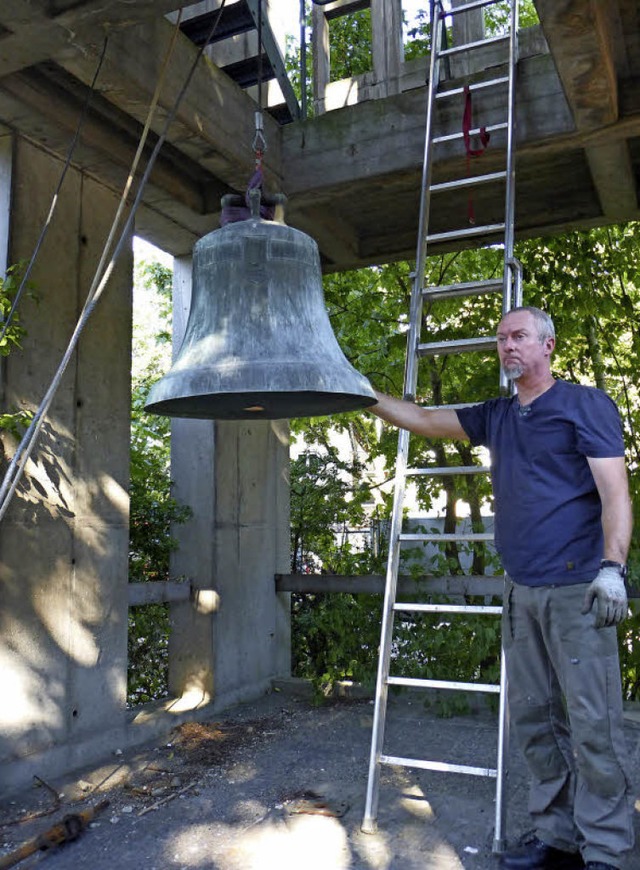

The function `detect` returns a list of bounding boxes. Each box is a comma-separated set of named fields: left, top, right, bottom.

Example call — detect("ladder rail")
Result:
left=503, top=0, right=520, bottom=311
left=363, top=0, right=520, bottom=846
left=362, top=4, right=446, bottom=835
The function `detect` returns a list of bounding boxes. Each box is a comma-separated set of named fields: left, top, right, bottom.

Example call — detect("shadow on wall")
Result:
left=0, top=418, right=128, bottom=769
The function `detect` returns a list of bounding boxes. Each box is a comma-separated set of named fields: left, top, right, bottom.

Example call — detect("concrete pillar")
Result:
left=168, top=254, right=291, bottom=711
left=0, top=136, right=132, bottom=791
left=451, top=0, right=485, bottom=77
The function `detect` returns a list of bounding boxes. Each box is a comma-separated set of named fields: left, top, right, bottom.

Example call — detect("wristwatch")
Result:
left=600, top=559, right=628, bottom=581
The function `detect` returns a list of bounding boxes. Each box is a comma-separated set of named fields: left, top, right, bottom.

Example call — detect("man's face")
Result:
left=496, top=311, right=554, bottom=381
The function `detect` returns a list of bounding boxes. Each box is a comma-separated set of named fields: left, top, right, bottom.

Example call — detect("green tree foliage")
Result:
left=515, top=226, right=640, bottom=699
left=127, top=257, right=191, bottom=706
left=291, top=225, right=640, bottom=706
left=285, top=4, right=638, bottom=706
left=0, top=264, right=36, bottom=437
left=290, top=252, right=504, bottom=707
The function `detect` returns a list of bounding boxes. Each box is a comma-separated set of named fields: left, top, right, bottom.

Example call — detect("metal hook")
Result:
left=252, top=110, right=267, bottom=154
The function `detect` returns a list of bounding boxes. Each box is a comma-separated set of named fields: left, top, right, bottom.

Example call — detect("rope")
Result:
left=0, top=1, right=228, bottom=523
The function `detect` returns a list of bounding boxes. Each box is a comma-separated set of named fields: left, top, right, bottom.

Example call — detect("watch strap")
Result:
left=600, top=559, right=628, bottom=580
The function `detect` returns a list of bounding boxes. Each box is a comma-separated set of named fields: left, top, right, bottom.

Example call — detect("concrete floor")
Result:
left=1, top=689, right=639, bottom=869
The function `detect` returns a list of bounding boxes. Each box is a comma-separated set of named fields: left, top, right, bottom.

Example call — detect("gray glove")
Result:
left=581, top=566, right=628, bottom=628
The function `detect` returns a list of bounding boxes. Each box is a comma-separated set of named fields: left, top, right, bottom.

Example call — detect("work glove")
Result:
left=581, top=566, right=628, bottom=629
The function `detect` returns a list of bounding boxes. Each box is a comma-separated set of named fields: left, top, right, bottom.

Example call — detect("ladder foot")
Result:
left=492, top=836, right=507, bottom=854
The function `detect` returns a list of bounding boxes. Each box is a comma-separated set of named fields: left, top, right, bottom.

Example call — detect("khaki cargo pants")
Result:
left=502, top=578, right=635, bottom=868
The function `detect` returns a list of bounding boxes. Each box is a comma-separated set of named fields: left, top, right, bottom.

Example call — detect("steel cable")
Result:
left=0, top=1, right=228, bottom=522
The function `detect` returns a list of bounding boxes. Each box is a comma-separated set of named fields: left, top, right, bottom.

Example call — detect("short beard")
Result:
left=502, top=363, right=524, bottom=381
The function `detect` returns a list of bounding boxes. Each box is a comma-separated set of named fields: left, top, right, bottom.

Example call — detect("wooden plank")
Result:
left=371, top=0, right=403, bottom=96
left=57, top=15, right=282, bottom=193
left=128, top=581, right=191, bottom=606
left=276, top=573, right=640, bottom=598
left=275, top=573, right=505, bottom=597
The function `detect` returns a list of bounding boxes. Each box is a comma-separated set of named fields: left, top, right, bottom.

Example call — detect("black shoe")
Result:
left=500, top=835, right=584, bottom=870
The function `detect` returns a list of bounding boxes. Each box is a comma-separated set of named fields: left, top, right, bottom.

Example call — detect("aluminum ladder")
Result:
left=362, top=0, right=523, bottom=852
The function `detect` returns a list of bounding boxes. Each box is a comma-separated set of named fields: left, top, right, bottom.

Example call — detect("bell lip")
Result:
left=144, top=390, right=377, bottom=420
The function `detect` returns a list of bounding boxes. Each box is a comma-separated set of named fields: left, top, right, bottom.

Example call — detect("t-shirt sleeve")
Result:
left=574, top=388, right=625, bottom=458
left=456, top=402, right=490, bottom=447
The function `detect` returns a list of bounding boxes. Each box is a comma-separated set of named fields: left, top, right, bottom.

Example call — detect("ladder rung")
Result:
left=394, top=603, right=502, bottom=615
left=427, top=223, right=505, bottom=244
left=380, top=754, right=497, bottom=778
left=443, top=0, right=505, bottom=15
left=439, top=33, right=509, bottom=59
left=436, top=77, right=509, bottom=100
left=399, top=532, right=494, bottom=542
left=417, top=336, right=497, bottom=356
left=406, top=465, right=490, bottom=476
left=431, top=171, right=506, bottom=193
left=422, top=279, right=502, bottom=300
left=433, top=122, right=508, bottom=145
left=387, top=676, right=500, bottom=694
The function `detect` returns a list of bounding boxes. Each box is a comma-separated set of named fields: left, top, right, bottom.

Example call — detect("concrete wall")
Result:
left=0, top=136, right=133, bottom=790
left=168, top=255, right=291, bottom=711
left=0, top=138, right=292, bottom=797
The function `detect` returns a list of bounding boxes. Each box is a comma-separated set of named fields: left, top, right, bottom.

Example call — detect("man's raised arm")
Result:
left=369, top=390, right=469, bottom=441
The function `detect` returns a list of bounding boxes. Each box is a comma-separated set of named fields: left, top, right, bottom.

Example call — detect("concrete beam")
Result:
left=57, top=16, right=283, bottom=194
left=286, top=204, right=361, bottom=268
left=534, top=0, right=621, bottom=130
left=0, top=0, right=185, bottom=77
left=585, top=140, right=639, bottom=220
left=0, top=67, right=228, bottom=216
left=282, top=52, right=573, bottom=198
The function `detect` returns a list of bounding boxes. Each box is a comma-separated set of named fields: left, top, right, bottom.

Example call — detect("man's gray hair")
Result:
left=507, top=306, right=555, bottom=343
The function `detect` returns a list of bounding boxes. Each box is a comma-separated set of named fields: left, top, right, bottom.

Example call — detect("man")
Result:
left=369, top=306, right=634, bottom=870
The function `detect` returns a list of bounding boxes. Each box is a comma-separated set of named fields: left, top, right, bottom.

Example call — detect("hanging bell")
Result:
left=144, top=190, right=376, bottom=420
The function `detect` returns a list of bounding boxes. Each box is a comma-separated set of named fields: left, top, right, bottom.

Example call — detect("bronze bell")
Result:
left=144, top=192, right=376, bottom=420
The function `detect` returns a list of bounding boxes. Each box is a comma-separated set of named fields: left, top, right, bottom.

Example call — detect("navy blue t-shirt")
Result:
left=456, top=380, right=625, bottom=586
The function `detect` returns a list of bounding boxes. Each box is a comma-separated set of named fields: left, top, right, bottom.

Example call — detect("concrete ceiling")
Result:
left=0, top=0, right=638, bottom=271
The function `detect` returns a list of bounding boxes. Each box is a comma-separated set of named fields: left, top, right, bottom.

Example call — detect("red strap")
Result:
left=462, top=85, right=490, bottom=224
left=463, top=85, right=490, bottom=157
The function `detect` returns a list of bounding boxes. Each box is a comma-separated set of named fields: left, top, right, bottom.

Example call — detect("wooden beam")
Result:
left=276, top=573, right=505, bottom=597
left=371, top=0, right=403, bottom=96
left=276, top=573, right=640, bottom=598
left=128, top=581, right=191, bottom=606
